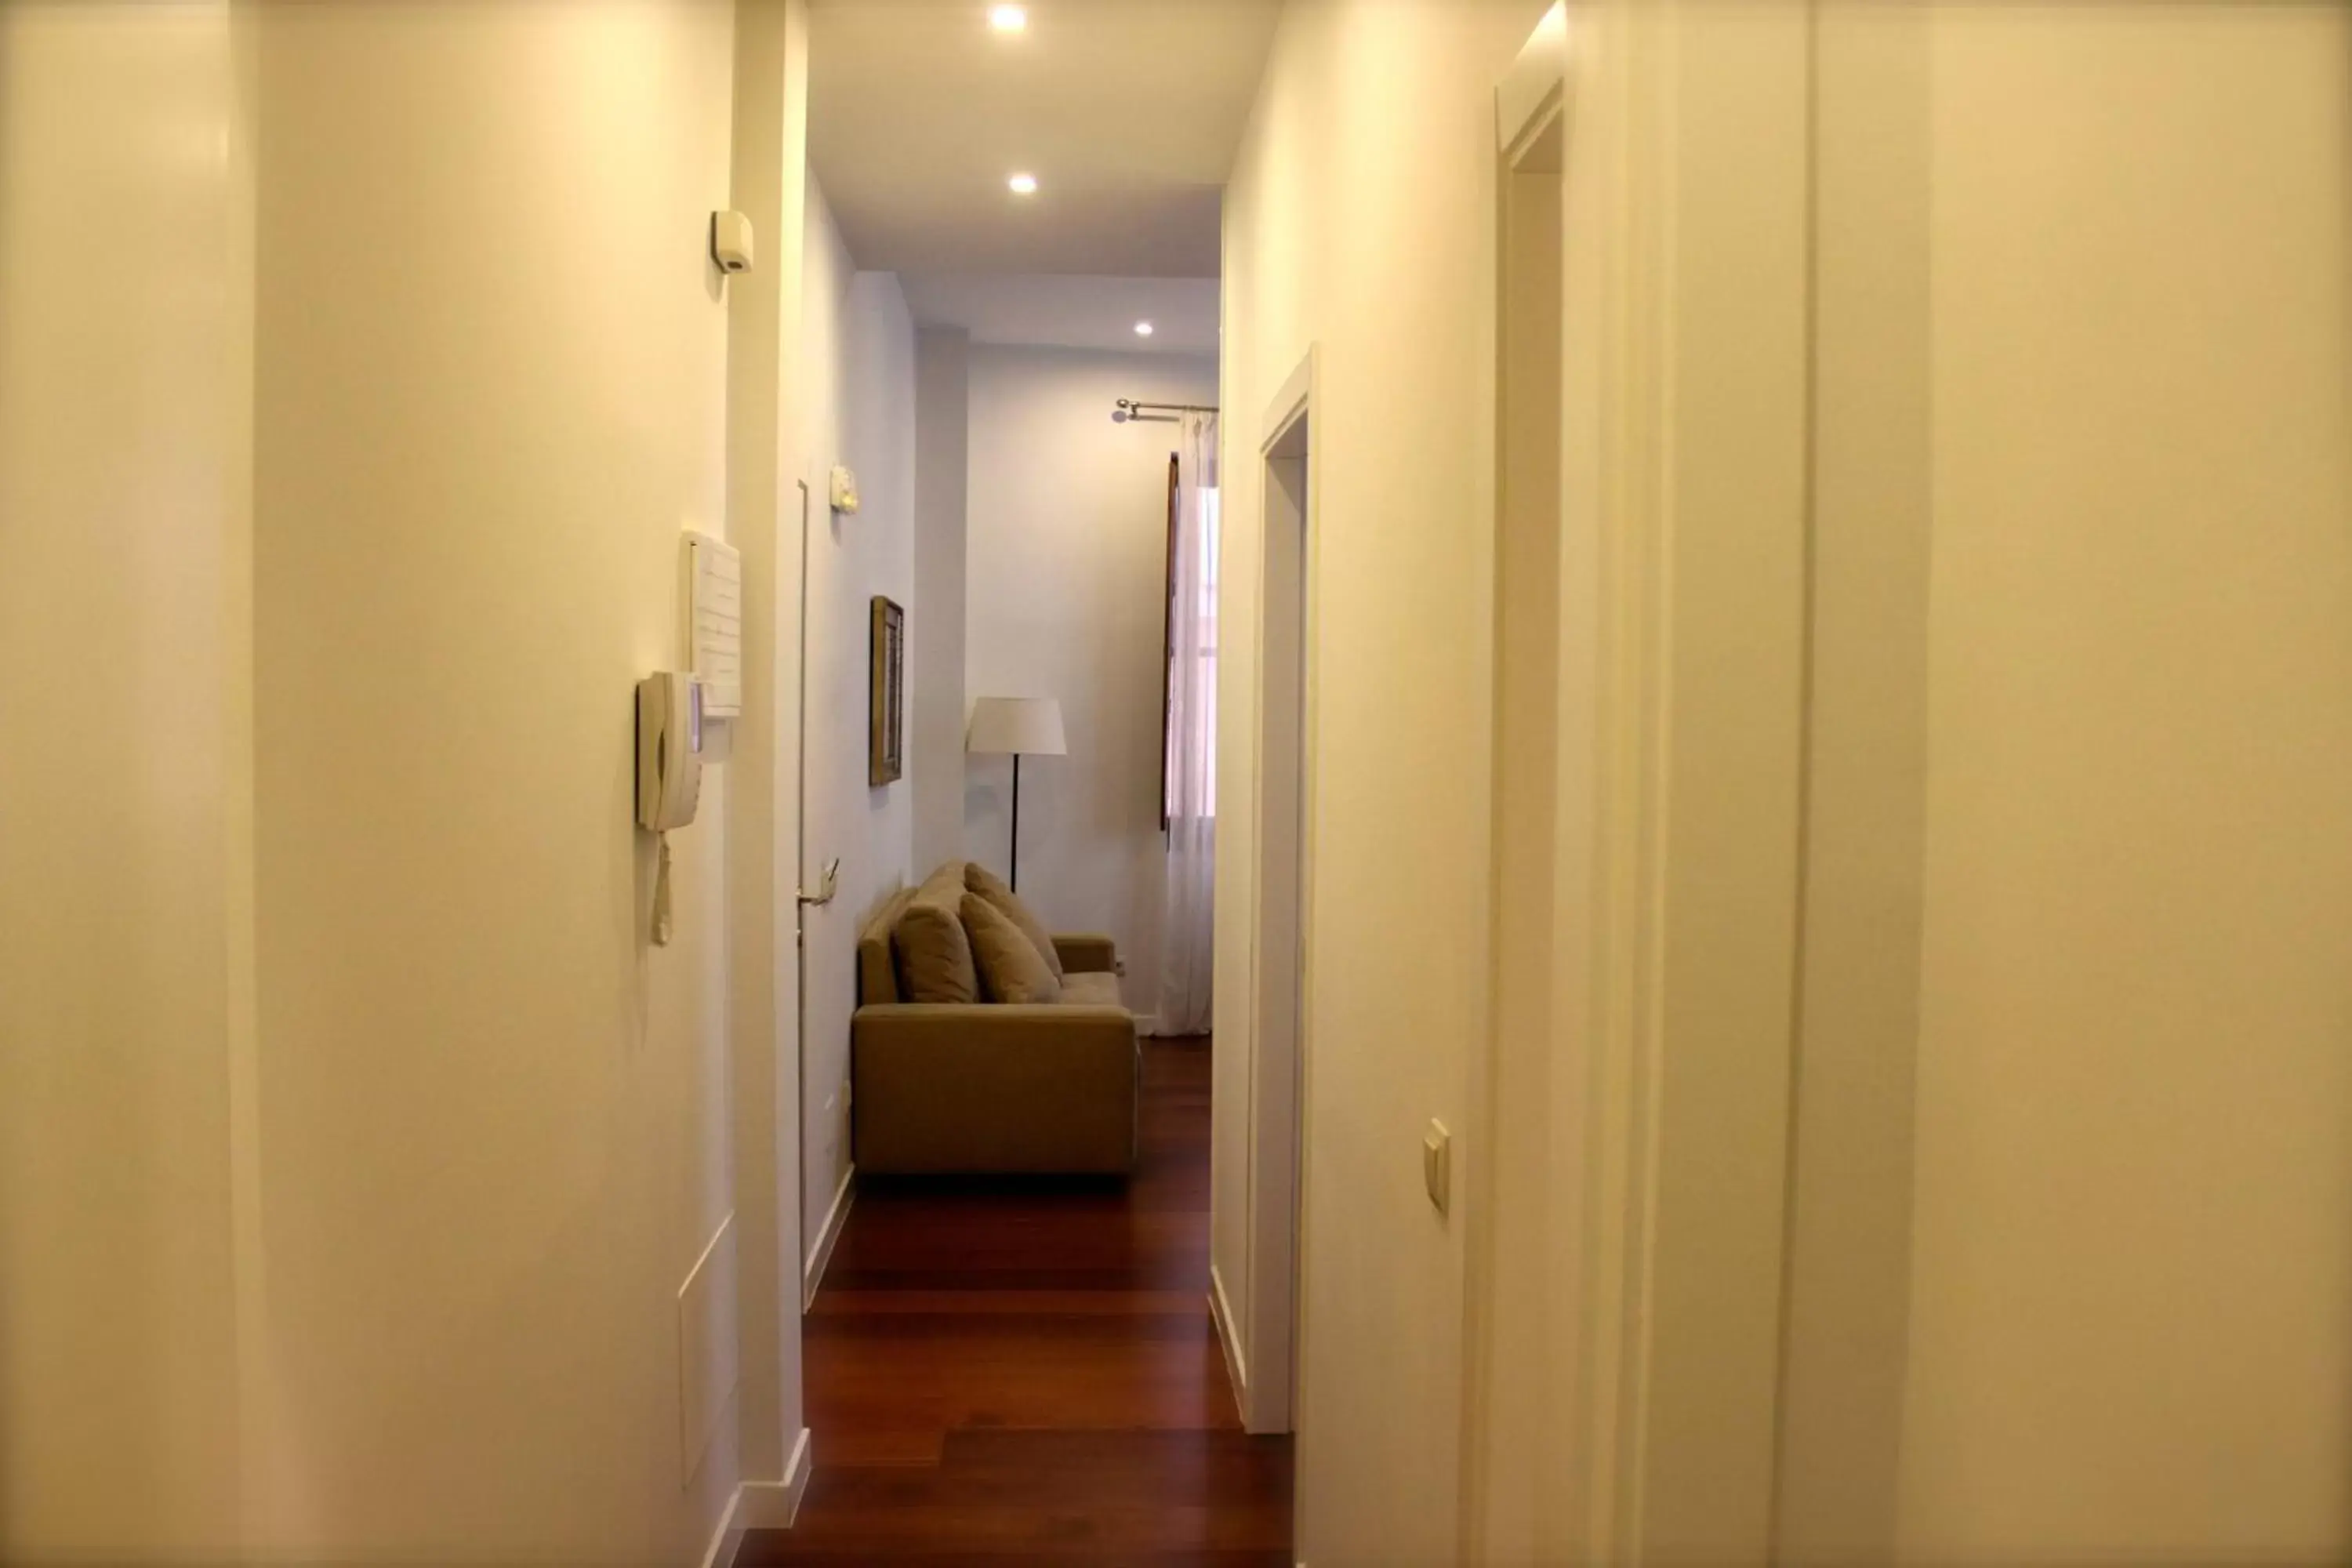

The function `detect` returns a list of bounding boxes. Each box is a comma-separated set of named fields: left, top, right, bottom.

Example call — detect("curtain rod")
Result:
left=1113, top=397, right=1219, bottom=424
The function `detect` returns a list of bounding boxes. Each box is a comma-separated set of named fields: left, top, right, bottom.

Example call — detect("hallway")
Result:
left=745, top=1039, right=1294, bottom=1565
left=9, top=4, right=2351, bottom=1564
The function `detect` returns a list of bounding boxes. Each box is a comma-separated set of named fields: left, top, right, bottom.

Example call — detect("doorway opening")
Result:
left=780, top=282, right=1286, bottom=1563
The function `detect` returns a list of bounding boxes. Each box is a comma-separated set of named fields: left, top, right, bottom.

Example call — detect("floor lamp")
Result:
left=966, top=697, right=1066, bottom=892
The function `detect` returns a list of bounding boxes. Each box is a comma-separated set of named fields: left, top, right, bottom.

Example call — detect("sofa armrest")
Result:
left=1052, top=934, right=1120, bottom=975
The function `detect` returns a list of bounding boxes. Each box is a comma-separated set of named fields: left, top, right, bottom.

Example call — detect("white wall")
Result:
left=1785, top=8, right=2352, bottom=1563
left=246, top=3, right=744, bottom=1557
left=797, top=178, right=916, bottom=1278
left=911, top=327, right=971, bottom=872
left=1219, top=4, right=1825, bottom=1563
left=0, top=3, right=253, bottom=1554
left=1218, top=5, right=2350, bottom=1566
left=2, top=2, right=825, bottom=1560
left=1214, top=4, right=1542, bottom=1559
left=963, top=346, right=1217, bottom=1022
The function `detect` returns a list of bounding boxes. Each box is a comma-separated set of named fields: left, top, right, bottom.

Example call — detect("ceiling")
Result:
left=898, top=272, right=1219, bottom=354
left=808, top=0, right=1281, bottom=278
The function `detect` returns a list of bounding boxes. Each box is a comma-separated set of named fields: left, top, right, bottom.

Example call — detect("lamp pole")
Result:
left=967, top=696, right=1062, bottom=894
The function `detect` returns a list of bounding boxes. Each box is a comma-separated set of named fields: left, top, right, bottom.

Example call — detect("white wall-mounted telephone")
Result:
left=637, top=671, right=702, bottom=833
left=637, top=672, right=702, bottom=946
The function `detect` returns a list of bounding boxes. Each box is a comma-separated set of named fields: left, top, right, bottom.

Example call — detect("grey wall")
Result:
left=911, top=327, right=970, bottom=873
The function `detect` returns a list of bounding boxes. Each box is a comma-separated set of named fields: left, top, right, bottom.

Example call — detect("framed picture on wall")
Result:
left=869, top=595, right=905, bottom=786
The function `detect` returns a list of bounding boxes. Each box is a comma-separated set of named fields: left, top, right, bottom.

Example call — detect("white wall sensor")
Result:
left=710, top=210, right=754, bottom=274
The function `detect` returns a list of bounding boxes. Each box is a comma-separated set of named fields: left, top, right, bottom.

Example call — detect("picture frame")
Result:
left=869, top=595, right=905, bottom=786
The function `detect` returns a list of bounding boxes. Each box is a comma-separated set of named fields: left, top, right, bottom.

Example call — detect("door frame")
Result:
left=1228, top=345, right=1319, bottom=1439
left=1452, top=4, right=1817, bottom=1562
left=1459, top=9, right=1570, bottom=1558
left=1515, top=4, right=1817, bottom=1562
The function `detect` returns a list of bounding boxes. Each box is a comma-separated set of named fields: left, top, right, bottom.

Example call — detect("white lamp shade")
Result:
left=967, top=696, right=1066, bottom=757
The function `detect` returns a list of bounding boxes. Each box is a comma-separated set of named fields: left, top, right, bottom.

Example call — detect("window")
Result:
left=1160, top=458, right=1219, bottom=826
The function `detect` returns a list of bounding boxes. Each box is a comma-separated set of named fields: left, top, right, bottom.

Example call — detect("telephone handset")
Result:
left=637, top=672, right=703, bottom=833
left=637, top=673, right=702, bottom=946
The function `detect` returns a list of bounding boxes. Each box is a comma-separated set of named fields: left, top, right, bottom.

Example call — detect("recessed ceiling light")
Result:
left=1007, top=172, right=1038, bottom=195
left=989, top=5, right=1027, bottom=33
left=1134, top=321, right=1155, bottom=337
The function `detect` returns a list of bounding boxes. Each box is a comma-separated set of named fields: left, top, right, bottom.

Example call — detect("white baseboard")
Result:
left=745, top=1426, right=815, bottom=1528
left=696, top=1486, right=742, bottom=1568
left=1208, top=1260, right=1249, bottom=1414
left=1134, top=1012, right=1164, bottom=1037
left=804, top=1163, right=855, bottom=1311
left=698, top=1427, right=814, bottom=1568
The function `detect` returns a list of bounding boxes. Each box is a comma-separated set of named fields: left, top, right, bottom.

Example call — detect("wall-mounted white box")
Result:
left=684, top=531, right=742, bottom=720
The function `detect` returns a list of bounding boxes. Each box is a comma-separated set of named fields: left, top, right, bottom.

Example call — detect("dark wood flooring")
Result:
left=739, top=1036, right=1294, bottom=1566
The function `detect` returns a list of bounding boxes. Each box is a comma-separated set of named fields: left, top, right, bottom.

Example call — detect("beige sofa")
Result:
left=852, top=862, right=1139, bottom=1175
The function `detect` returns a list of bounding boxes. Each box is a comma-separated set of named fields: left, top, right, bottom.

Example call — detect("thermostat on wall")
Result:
left=829, top=465, right=861, bottom=514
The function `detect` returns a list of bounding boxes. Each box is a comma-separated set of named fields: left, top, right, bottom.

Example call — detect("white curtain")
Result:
left=1157, top=412, right=1219, bottom=1036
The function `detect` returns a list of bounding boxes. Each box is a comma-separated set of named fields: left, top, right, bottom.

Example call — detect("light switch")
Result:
left=1423, top=1120, right=1451, bottom=1216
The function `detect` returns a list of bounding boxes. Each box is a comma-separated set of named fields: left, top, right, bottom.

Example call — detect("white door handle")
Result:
left=798, top=858, right=840, bottom=908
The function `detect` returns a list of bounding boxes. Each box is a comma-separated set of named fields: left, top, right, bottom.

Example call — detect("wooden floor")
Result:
left=740, top=1036, right=1294, bottom=1566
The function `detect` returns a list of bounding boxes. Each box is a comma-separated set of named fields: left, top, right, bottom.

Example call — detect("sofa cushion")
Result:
left=858, top=886, right=919, bottom=1005
left=962, top=891, right=1062, bottom=1005
left=966, top=862, right=1065, bottom=982
left=1058, top=971, right=1123, bottom=1010
left=894, top=865, right=978, bottom=1004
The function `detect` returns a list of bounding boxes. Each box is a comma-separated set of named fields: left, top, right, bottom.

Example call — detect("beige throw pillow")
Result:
left=961, top=891, right=1062, bottom=1005
left=894, top=869, right=978, bottom=1004
left=965, top=862, right=1064, bottom=981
